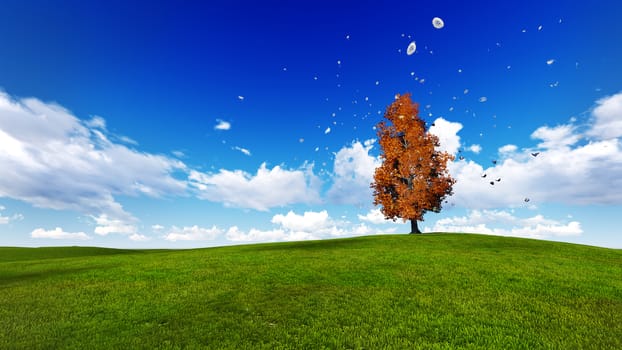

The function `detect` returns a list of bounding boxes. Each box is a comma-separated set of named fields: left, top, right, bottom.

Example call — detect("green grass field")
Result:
left=1, top=233, right=621, bottom=349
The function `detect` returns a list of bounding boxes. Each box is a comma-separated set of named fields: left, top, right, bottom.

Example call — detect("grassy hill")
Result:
left=1, top=233, right=621, bottom=349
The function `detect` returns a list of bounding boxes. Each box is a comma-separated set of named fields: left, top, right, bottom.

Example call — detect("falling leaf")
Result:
left=432, top=17, right=445, bottom=29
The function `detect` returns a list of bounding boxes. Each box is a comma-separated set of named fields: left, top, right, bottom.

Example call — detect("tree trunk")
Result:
left=410, top=219, right=421, bottom=234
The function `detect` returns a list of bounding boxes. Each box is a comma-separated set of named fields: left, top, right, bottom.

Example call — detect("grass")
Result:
left=1, top=233, right=621, bottom=349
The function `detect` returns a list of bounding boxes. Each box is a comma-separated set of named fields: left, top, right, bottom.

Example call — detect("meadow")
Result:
left=1, top=233, right=621, bottom=349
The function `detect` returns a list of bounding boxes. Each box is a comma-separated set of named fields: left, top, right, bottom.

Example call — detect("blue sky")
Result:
left=1, top=0, right=621, bottom=248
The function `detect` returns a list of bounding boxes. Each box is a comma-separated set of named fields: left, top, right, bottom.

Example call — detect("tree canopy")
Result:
left=371, top=93, right=455, bottom=233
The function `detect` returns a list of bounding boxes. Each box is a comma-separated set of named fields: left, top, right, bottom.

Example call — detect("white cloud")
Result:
left=499, top=144, right=517, bottom=154
left=357, top=208, right=396, bottom=224
left=449, top=137, right=622, bottom=207
left=233, top=146, right=251, bottom=156
left=428, top=209, right=582, bottom=239
left=447, top=94, right=622, bottom=208
left=327, top=140, right=381, bottom=206
left=226, top=209, right=376, bottom=243
left=85, top=116, right=106, bottom=129
left=226, top=226, right=300, bottom=242
left=429, top=117, right=463, bottom=155
left=468, top=144, right=482, bottom=154
left=0, top=92, right=187, bottom=226
left=0, top=205, right=16, bottom=224
left=129, top=233, right=150, bottom=242
left=272, top=210, right=330, bottom=232
left=152, top=224, right=165, bottom=231
left=164, top=225, right=222, bottom=241
left=214, top=119, right=231, bottom=130
left=172, top=150, right=185, bottom=158
left=31, top=227, right=91, bottom=240
left=189, top=163, right=321, bottom=211
left=588, top=92, right=622, bottom=139
left=531, top=124, right=580, bottom=149
left=92, top=214, right=137, bottom=236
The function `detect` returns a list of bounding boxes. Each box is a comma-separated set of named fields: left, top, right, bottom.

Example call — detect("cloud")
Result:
left=427, top=209, right=582, bottom=239
left=0, top=92, right=187, bottom=227
left=588, top=91, right=622, bottom=139
left=226, top=210, right=371, bottom=242
left=164, top=225, right=222, bottom=241
left=447, top=94, right=622, bottom=208
left=214, top=119, right=231, bottom=130
left=225, top=226, right=302, bottom=242
left=31, top=227, right=91, bottom=240
left=327, top=140, right=381, bottom=206
left=468, top=144, right=482, bottom=154
left=233, top=146, right=251, bottom=156
left=531, top=124, right=580, bottom=149
left=499, top=144, right=517, bottom=154
left=271, top=210, right=330, bottom=232
left=129, top=233, right=150, bottom=242
left=92, top=214, right=137, bottom=236
left=357, top=208, right=396, bottom=224
left=189, top=163, right=321, bottom=211
left=0, top=205, right=20, bottom=224
left=152, top=224, right=165, bottom=231
left=172, top=150, right=186, bottom=158
left=429, top=117, right=462, bottom=155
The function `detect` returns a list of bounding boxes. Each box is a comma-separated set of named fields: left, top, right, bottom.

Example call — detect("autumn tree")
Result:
left=371, top=93, right=455, bottom=234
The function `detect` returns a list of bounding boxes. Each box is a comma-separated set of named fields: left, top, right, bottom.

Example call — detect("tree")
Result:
left=371, top=93, right=455, bottom=234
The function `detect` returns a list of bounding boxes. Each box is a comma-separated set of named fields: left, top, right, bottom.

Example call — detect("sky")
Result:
left=1, top=0, right=621, bottom=249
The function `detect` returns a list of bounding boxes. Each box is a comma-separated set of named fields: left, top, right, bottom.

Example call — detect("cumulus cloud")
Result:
left=327, top=140, right=381, bottom=206
left=499, top=144, right=518, bottom=154
left=446, top=93, right=622, bottom=207
left=189, top=163, right=321, bottom=211
left=225, top=226, right=308, bottom=242
left=427, top=209, right=582, bottom=239
left=161, top=209, right=400, bottom=244
left=588, top=91, right=622, bottom=139
left=468, top=144, right=482, bottom=154
left=31, top=227, right=91, bottom=240
left=429, top=117, right=462, bottom=155
left=214, top=119, right=231, bottom=130
left=129, top=233, right=150, bottom=241
left=449, top=137, right=622, bottom=208
left=164, top=225, right=222, bottom=241
left=357, top=208, right=396, bottom=224
left=92, top=214, right=137, bottom=236
left=0, top=92, right=187, bottom=230
left=226, top=210, right=372, bottom=242
left=272, top=210, right=330, bottom=232
left=531, top=124, right=580, bottom=149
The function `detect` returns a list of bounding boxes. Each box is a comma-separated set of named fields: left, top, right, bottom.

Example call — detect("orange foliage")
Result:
left=371, top=93, right=456, bottom=223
